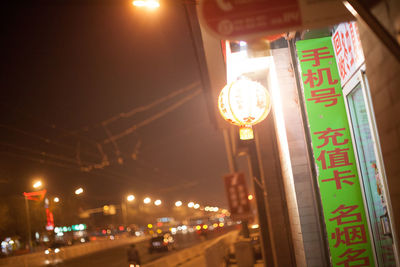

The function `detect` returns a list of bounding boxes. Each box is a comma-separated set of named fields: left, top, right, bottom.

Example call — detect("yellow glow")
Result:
left=53, top=197, right=60, bottom=203
left=188, top=202, right=194, bottom=208
left=33, top=180, right=43, bottom=189
left=149, top=230, right=154, bottom=235
left=239, top=126, right=254, bottom=140
left=251, top=224, right=259, bottom=229
left=175, top=201, right=182, bottom=207
left=202, top=225, right=208, bottom=230
left=147, top=224, right=153, bottom=229
left=248, top=194, right=253, bottom=200
left=218, top=79, right=271, bottom=129
left=196, top=225, right=201, bottom=230
left=154, top=199, right=162, bottom=206
left=194, top=204, right=200, bottom=209
left=213, top=223, right=218, bottom=228
left=75, top=187, right=84, bottom=195
left=144, top=197, right=151, bottom=204
left=132, top=0, right=160, bottom=9
left=219, top=223, right=224, bottom=227
left=127, top=194, right=135, bottom=202
left=157, top=229, right=162, bottom=234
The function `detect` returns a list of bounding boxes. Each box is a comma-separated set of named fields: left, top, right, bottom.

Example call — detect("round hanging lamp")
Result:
left=218, top=78, right=271, bottom=140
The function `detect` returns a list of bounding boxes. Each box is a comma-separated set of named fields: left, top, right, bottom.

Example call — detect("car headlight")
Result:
left=45, top=249, right=50, bottom=255
left=54, top=248, right=60, bottom=253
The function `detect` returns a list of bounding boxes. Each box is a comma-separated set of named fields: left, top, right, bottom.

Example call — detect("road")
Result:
left=53, top=231, right=215, bottom=267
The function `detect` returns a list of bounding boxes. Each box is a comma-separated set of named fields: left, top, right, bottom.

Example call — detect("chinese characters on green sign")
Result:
left=296, top=37, right=375, bottom=266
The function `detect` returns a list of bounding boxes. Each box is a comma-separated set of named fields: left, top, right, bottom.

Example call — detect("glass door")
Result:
left=344, top=71, right=397, bottom=266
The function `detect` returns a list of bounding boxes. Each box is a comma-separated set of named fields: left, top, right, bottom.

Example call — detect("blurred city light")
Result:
left=33, top=180, right=42, bottom=189
left=53, top=197, right=60, bottom=203
left=144, top=197, right=151, bottom=204
left=75, top=188, right=84, bottom=195
left=127, top=194, right=135, bottom=202
left=175, top=200, right=182, bottom=207
left=188, top=202, right=194, bottom=208
left=154, top=199, right=162, bottom=206
left=194, top=203, right=200, bottom=209
left=248, top=194, right=254, bottom=200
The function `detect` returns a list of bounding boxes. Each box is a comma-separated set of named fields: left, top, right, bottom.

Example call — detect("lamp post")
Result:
left=122, top=194, right=135, bottom=226
left=24, top=179, right=44, bottom=252
left=218, top=78, right=273, bottom=265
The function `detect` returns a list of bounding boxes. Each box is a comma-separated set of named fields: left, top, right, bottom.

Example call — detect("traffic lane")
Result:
left=54, top=232, right=204, bottom=267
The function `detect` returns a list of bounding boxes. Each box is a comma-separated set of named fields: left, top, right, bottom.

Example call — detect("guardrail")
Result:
left=0, top=235, right=149, bottom=267
left=143, top=230, right=239, bottom=267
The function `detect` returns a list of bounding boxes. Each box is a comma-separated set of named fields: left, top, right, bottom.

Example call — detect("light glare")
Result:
left=144, top=197, right=151, bottom=204
left=75, top=188, right=84, bottom=195
left=33, top=180, right=42, bottom=189
left=175, top=201, right=182, bottom=207
left=127, top=195, right=135, bottom=202
left=54, top=197, right=60, bottom=203
left=154, top=199, right=162, bottom=206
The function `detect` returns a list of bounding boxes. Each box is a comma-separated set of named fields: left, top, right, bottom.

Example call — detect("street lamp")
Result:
left=33, top=180, right=43, bottom=189
left=143, top=197, right=151, bottom=204
left=188, top=202, right=194, bottom=208
left=75, top=187, right=84, bottom=195
left=175, top=200, right=182, bottom=207
left=54, top=197, right=60, bottom=203
left=194, top=203, right=200, bottom=209
left=154, top=199, right=162, bottom=206
left=127, top=194, right=135, bottom=202
left=132, top=0, right=160, bottom=9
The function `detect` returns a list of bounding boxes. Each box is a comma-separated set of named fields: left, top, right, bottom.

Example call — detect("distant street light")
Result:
left=154, top=199, right=162, bottom=206
left=33, top=180, right=43, bottom=189
left=175, top=201, right=182, bottom=207
left=75, top=188, right=84, bottom=195
left=188, top=202, right=194, bottom=208
left=143, top=197, right=151, bottom=204
left=53, top=197, right=60, bottom=203
left=194, top=203, right=200, bottom=209
left=127, top=194, right=135, bottom=202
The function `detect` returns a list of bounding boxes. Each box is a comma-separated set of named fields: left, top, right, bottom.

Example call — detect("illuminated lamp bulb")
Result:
left=218, top=78, right=271, bottom=140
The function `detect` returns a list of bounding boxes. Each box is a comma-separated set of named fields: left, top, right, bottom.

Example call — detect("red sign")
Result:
left=332, top=22, right=365, bottom=86
left=23, top=189, right=47, bottom=202
left=199, top=0, right=301, bottom=40
left=224, top=172, right=251, bottom=220
left=199, top=0, right=352, bottom=40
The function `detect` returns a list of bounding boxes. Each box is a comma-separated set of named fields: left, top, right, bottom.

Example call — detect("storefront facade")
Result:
left=196, top=1, right=400, bottom=265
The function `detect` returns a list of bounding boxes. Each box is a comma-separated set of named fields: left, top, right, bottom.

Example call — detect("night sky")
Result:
left=0, top=1, right=230, bottom=208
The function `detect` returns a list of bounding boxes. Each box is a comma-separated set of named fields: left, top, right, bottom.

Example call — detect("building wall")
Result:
left=270, top=48, right=329, bottom=267
left=357, top=1, right=400, bottom=251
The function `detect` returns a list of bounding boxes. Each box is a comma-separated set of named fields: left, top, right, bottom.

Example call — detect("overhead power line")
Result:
left=104, top=88, right=202, bottom=144
left=101, top=81, right=200, bottom=126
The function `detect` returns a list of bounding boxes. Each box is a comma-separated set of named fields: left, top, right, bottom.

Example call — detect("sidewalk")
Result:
left=179, top=254, right=264, bottom=267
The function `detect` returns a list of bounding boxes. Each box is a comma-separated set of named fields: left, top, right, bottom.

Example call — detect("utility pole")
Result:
left=24, top=197, right=33, bottom=252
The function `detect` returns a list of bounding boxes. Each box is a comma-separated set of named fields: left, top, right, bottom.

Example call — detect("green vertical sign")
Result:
left=296, top=37, right=375, bottom=266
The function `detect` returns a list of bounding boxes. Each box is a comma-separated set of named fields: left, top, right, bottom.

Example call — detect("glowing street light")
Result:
left=75, top=188, right=84, bottom=195
left=175, top=201, right=182, bottom=207
left=188, top=202, right=194, bottom=208
left=53, top=197, right=60, bottom=203
left=33, top=180, right=43, bottom=189
left=154, top=199, right=162, bottom=206
left=194, top=203, right=200, bottom=209
left=143, top=197, right=151, bottom=204
left=248, top=194, right=254, bottom=200
left=132, top=0, right=160, bottom=9
left=127, top=194, right=135, bottom=202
